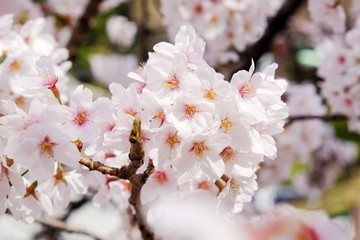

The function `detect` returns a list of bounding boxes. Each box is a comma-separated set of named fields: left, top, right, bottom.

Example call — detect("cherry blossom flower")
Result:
left=152, top=125, right=182, bottom=167
left=141, top=166, right=177, bottom=204
left=92, top=172, right=131, bottom=210
left=41, top=168, right=88, bottom=209
left=166, top=93, right=218, bottom=135
left=12, top=124, right=80, bottom=181
left=18, top=56, right=62, bottom=103
left=110, top=83, right=143, bottom=116
left=0, top=156, right=25, bottom=214
left=144, top=54, right=199, bottom=104
left=60, top=85, right=114, bottom=142
left=218, top=174, right=258, bottom=214
left=7, top=181, right=53, bottom=223
left=177, top=133, right=230, bottom=179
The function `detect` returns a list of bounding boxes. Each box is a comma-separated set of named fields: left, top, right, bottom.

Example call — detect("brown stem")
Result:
left=351, top=205, right=360, bottom=240
left=285, top=114, right=350, bottom=127
left=37, top=3, right=72, bottom=26
left=218, top=0, right=305, bottom=79
left=127, top=119, right=155, bottom=240
left=36, top=217, right=104, bottom=240
left=66, top=0, right=104, bottom=61
left=79, top=118, right=155, bottom=240
left=79, top=157, right=130, bottom=179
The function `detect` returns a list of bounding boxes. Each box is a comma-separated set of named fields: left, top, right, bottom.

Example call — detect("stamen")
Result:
left=184, top=104, right=198, bottom=118
left=74, top=112, right=88, bottom=126
left=166, top=132, right=180, bottom=149
left=191, top=141, right=208, bottom=158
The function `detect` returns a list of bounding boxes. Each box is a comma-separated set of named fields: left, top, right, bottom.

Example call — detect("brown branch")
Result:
left=35, top=197, right=90, bottom=239
left=127, top=118, right=155, bottom=240
left=36, top=217, right=105, bottom=240
left=79, top=118, right=155, bottom=240
left=38, top=3, right=72, bottom=26
left=285, top=114, right=350, bottom=127
left=218, top=0, right=305, bottom=79
left=66, top=0, right=104, bottom=61
left=351, top=205, right=360, bottom=240
left=79, top=157, right=129, bottom=179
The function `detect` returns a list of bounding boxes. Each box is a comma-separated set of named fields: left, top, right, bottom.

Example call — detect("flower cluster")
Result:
left=0, top=12, right=288, bottom=223
left=258, top=83, right=357, bottom=195
left=308, top=3, right=360, bottom=133
left=247, top=205, right=352, bottom=240
left=160, top=0, right=283, bottom=66
left=124, top=25, right=288, bottom=215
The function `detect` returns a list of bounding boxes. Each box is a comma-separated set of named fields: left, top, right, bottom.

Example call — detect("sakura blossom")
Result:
left=0, top=1, right=359, bottom=240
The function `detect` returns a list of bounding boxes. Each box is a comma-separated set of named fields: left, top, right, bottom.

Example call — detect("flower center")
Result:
left=197, top=181, right=211, bottom=190
left=209, top=15, right=218, bottom=25
left=193, top=4, right=203, bottom=14
left=154, top=171, right=167, bottom=185
left=124, top=108, right=137, bottom=116
left=165, top=74, right=179, bottom=90
left=40, top=136, right=55, bottom=157
left=221, top=118, right=233, bottom=133
left=191, top=141, right=208, bottom=158
left=184, top=104, right=198, bottom=118
left=297, top=225, right=319, bottom=240
left=74, top=111, right=88, bottom=126
left=204, top=88, right=217, bottom=101
left=239, top=83, right=254, bottom=98
left=166, top=132, right=180, bottom=149
left=230, top=179, right=240, bottom=196
left=24, top=181, right=38, bottom=200
left=10, top=60, right=21, bottom=71
left=220, top=146, right=235, bottom=162
left=153, top=111, right=166, bottom=126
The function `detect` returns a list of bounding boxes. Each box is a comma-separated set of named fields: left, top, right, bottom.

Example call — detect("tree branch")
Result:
left=218, top=0, right=305, bottom=79
left=285, top=114, right=350, bottom=127
left=35, top=197, right=90, bottom=239
left=37, top=3, right=72, bottom=26
left=36, top=217, right=105, bottom=240
left=79, top=118, right=155, bottom=240
left=66, top=0, right=104, bottom=61
left=79, top=157, right=129, bottom=179
left=127, top=118, right=155, bottom=240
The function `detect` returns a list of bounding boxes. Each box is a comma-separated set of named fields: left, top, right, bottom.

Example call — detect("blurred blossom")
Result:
left=47, top=0, right=89, bottom=20
left=90, top=54, right=138, bottom=87
left=308, top=0, right=346, bottom=34
left=293, top=136, right=357, bottom=196
left=0, top=0, right=41, bottom=20
left=100, top=0, right=129, bottom=12
left=160, top=0, right=284, bottom=66
left=106, top=16, right=137, bottom=48
left=247, top=205, right=352, bottom=240
left=259, top=83, right=333, bottom=186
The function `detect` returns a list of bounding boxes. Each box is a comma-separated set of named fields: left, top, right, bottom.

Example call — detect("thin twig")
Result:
left=285, top=114, right=349, bottom=127
left=36, top=217, right=105, bottom=240
left=79, top=157, right=129, bottom=179
left=66, top=0, right=104, bottom=61
left=218, top=0, right=305, bottom=79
